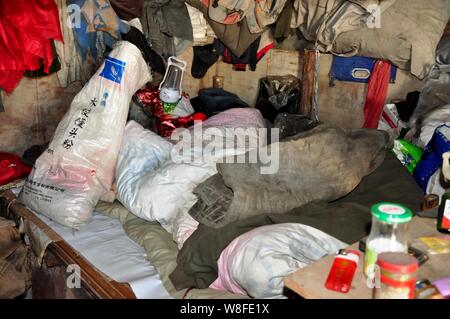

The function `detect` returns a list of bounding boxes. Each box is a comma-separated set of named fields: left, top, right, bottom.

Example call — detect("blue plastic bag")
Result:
left=414, top=124, right=450, bottom=191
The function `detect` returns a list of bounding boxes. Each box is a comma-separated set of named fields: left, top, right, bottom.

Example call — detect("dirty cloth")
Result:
left=437, top=36, right=450, bottom=66
left=214, top=29, right=275, bottom=71
left=68, top=0, right=130, bottom=61
left=186, top=0, right=262, bottom=57
left=290, top=0, right=385, bottom=53
left=207, top=0, right=288, bottom=34
left=189, top=124, right=392, bottom=228
left=331, top=0, right=450, bottom=79
left=187, top=3, right=216, bottom=45
left=408, top=65, right=450, bottom=142
left=363, top=60, right=392, bottom=129
left=141, top=0, right=193, bottom=59
left=171, top=153, right=424, bottom=290
left=0, top=0, right=63, bottom=93
left=55, top=0, right=93, bottom=87
left=109, top=0, right=144, bottom=20
left=0, top=218, right=32, bottom=299
left=273, top=0, right=295, bottom=42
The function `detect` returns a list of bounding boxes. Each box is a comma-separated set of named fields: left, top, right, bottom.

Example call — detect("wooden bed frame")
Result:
left=0, top=190, right=136, bottom=299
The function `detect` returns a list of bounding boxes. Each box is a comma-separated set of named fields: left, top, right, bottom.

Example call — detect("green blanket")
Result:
left=170, top=153, right=424, bottom=290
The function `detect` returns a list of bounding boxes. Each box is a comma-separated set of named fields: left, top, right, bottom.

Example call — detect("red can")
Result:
left=375, top=252, right=419, bottom=299
left=325, top=249, right=361, bottom=293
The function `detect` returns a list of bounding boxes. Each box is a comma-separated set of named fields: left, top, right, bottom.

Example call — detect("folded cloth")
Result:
left=170, top=153, right=424, bottom=290
left=189, top=124, right=392, bottom=228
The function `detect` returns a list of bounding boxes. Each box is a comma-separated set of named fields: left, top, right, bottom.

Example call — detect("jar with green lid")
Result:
left=363, top=202, right=413, bottom=279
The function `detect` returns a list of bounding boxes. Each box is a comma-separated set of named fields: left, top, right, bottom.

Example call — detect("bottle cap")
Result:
left=371, top=202, right=413, bottom=224
left=377, top=252, right=419, bottom=274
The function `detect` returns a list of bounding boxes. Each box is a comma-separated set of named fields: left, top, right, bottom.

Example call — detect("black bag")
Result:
left=255, top=75, right=301, bottom=122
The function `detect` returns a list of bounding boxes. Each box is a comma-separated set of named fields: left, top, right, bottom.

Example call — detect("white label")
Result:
left=378, top=204, right=405, bottom=215
left=444, top=200, right=450, bottom=219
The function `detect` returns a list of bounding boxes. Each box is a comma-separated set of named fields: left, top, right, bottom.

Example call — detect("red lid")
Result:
left=192, top=112, right=207, bottom=122
left=377, top=252, right=419, bottom=274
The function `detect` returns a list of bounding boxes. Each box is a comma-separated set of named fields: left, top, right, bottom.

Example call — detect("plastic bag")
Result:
left=255, top=75, right=301, bottom=122
left=391, top=140, right=423, bottom=174
left=414, top=124, right=450, bottom=192
left=20, top=41, right=151, bottom=229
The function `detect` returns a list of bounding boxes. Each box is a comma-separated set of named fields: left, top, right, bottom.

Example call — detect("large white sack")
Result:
left=115, top=108, right=266, bottom=239
left=20, top=41, right=151, bottom=229
left=115, top=120, right=174, bottom=221
left=210, top=223, right=346, bottom=298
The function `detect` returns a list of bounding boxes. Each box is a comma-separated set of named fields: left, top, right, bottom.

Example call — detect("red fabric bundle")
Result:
left=0, top=0, right=63, bottom=93
left=0, top=153, right=32, bottom=186
left=363, top=60, right=392, bottom=129
left=135, top=86, right=195, bottom=137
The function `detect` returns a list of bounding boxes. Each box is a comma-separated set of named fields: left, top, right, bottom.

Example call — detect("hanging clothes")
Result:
left=363, top=60, right=392, bottom=129
left=214, top=29, right=275, bottom=72
left=67, top=0, right=130, bottom=61
left=0, top=0, right=63, bottom=93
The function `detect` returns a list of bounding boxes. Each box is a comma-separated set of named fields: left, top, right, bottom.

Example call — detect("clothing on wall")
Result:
left=121, top=26, right=166, bottom=76
left=363, top=60, right=392, bottom=129
left=186, top=3, right=216, bottom=46
left=186, top=0, right=262, bottom=57
left=0, top=0, right=63, bottom=93
left=55, top=0, right=90, bottom=87
left=68, top=0, right=129, bottom=61
left=206, top=0, right=288, bottom=34
left=215, top=29, right=275, bottom=71
left=141, top=0, right=193, bottom=59
left=109, top=0, right=144, bottom=20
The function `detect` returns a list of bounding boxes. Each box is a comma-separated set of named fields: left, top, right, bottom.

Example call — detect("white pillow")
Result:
left=115, top=121, right=173, bottom=221
left=210, top=223, right=346, bottom=298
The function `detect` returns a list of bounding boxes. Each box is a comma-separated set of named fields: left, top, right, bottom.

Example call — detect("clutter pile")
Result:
left=1, top=0, right=450, bottom=301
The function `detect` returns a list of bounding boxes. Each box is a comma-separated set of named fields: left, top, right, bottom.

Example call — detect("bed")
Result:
left=0, top=154, right=424, bottom=299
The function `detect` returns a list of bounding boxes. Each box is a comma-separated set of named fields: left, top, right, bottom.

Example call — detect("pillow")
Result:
left=209, top=223, right=346, bottom=298
left=115, top=121, right=174, bottom=222
left=117, top=109, right=266, bottom=237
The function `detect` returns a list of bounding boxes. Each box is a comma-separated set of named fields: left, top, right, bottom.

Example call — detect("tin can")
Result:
left=374, top=252, right=419, bottom=299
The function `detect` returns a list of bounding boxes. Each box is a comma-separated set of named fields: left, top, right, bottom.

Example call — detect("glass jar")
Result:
left=363, top=202, right=412, bottom=279
left=374, top=252, right=418, bottom=299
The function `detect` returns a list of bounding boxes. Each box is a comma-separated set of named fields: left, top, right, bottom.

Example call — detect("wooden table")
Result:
left=284, top=216, right=450, bottom=299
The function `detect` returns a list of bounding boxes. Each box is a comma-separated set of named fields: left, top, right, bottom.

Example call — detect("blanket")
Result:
left=189, top=124, right=392, bottom=228
left=170, top=153, right=424, bottom=290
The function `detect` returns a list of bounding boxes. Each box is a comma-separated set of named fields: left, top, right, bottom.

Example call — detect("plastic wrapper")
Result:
left=135, top=86, right=195, bottom=137
left=255, top=75, right=301, bottom=122
left=20, top=41, right=151, bottom=229
left=391, top=140, right=423, bottom=174
left=414, top=124, right=450, bottom=192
